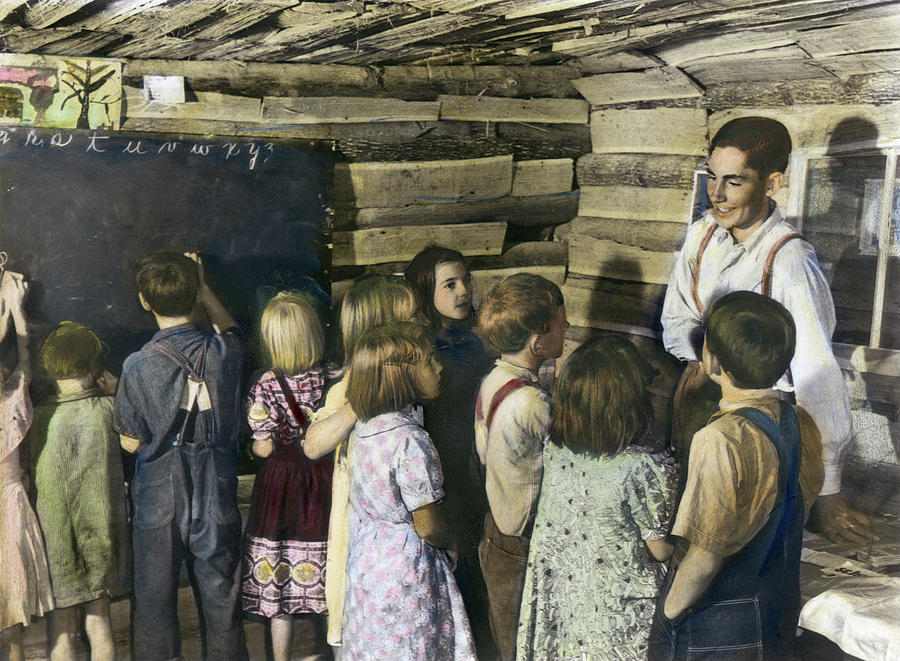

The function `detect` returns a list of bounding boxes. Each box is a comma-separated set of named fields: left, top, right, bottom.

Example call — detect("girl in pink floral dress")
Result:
left=342, top=322, right=475, bottom=661
left=0, top=271, right=54, bottom=661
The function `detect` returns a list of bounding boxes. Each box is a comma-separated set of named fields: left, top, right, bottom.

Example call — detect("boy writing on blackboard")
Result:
left=114, top=252, right=247, bottom=661
left=661, top=116, right=870, bottom=544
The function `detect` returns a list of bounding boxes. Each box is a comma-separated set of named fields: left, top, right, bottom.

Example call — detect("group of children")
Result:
left=1, top=115, right=860, bottom=661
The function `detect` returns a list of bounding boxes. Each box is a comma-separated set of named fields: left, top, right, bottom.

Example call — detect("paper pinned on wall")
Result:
left=142, top=75, right=185, bottom=104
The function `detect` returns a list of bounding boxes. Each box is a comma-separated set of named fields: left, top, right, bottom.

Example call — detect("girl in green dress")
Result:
left=516, top=336, right=677, bottom=661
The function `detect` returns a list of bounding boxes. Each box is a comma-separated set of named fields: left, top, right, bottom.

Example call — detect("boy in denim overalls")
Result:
left=648, top=291, right=824, bottom=660
left=115, top=252, right=247, bottom=661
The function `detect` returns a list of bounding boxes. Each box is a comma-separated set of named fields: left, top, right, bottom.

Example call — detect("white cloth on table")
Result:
left=799, top=576, right=900, bottom=661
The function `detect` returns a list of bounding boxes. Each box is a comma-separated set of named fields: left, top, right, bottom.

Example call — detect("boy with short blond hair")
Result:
left=114, top=251, right=247, bottom=661
left=474, top=273, right=568, bottom=661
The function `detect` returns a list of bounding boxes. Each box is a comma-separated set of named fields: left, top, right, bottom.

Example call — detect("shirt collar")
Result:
left=151, top=322, right=203, bottom=342
left=494, top=359, right=540, bottom=384
left=45, top=387, right=102, bottom=404
left=712, top=204, right=783, bottom=253
left=355, top=407, right=420, bottom=438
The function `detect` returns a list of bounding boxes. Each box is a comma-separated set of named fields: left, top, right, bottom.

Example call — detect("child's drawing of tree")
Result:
left=60, top=60, right=117, bottom=129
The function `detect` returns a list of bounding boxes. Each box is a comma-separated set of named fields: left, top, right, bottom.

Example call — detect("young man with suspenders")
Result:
left=661, top=116, right=871, bottom=545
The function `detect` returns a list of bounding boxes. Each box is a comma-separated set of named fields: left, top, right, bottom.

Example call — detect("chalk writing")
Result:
left=86, top=132, right=108, bottom=153
left=0, top=126, right=279, bottom=171
left=50, top=133, right=73, bottom=148
left=123, top=140, right=148, bottom=155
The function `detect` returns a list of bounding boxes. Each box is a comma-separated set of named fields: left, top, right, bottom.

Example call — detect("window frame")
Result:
left=786, top=139, right=900, bottom=351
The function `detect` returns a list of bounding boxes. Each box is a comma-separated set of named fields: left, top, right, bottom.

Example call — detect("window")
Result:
left=789, top=141, right=899, bottom=350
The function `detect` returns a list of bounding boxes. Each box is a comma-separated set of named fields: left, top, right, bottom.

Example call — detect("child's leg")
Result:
left=49, top=606, right=78, bottom=661
left=83, top=598, right=116, bottom=661
left=270, top=616, right=293, bottom=661
left=2, top=624, right=25, bottom=661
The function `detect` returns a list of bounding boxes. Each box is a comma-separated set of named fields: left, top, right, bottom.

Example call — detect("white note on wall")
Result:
left=142, top=75, right=185, bottom=104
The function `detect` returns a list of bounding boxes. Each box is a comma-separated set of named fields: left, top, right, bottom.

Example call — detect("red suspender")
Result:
left=762, top=233, right=803, bottom=298
left=690, top=224, right=803, bottom=312
left=475, top=378, right=530, bottom=433
left=690, top=222, right=718, bottom=317
left=274, top=371, right=309, bottom=427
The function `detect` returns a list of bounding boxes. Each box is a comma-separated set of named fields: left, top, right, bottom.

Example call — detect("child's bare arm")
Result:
left=412, top=503, right=455, bottom=550
left=663, top=544, right=723, bottom=620
left=184, top=252, right=236, bottom=334
left=303, top=402, right=356, bottom=459
left=4, top=272, right=31, bottom=381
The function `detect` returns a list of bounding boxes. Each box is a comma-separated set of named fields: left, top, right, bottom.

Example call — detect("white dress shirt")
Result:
left=662, top=206, right=851, bottom=495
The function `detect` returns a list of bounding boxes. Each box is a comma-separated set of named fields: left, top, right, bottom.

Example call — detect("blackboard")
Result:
left=0, top=126, right=333, bottom=374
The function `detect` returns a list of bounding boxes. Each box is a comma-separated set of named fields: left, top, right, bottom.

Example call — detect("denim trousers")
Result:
left=131, top=445, right=246, bottom=661
left=478, top=512, right=530, bottom=661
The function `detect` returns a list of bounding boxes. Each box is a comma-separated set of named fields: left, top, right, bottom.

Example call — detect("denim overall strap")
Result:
left=649, top=403, right=803, bottom=661
left=154, top=338, right=208, bottom=447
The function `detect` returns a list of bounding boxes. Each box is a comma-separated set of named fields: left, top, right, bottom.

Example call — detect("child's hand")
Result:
left=96, top=370, right=119, bottom=395
left=184, top=252, right=207, bottom=290
left=0, top=271, right=28, bottom=318
left=252, top=438, right=275, bottom=459
left=119, top=434, right=142, bottom=454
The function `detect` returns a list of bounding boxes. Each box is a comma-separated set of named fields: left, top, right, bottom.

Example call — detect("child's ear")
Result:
left=765, top=170, right=785, bottom=197
left=529, top=333, right=544, bottom=358
left=138, top=292, right=152, bottom=312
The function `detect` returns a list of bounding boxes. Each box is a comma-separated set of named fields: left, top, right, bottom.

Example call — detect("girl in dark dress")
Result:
left=405, top=247, right=495, bottom=658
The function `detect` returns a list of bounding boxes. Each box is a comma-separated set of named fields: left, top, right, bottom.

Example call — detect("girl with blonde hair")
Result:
left=241, top=291, right=331, bottom=661
left=301, top=275, right=418, bottom=652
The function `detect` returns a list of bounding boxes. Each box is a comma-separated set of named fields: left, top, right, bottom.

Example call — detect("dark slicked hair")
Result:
left=135, top=252, right=199, bottom=317
left=551, top=335, right=657, bottom=457
left=705, top=291, right=796, bottom=390
left=404, top=246, right=474, bottom=331
left=710, top=116, right=792, bottom=177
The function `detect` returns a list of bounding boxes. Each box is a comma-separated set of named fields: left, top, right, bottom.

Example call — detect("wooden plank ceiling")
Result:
left=0, top=0, right=899, bottom=87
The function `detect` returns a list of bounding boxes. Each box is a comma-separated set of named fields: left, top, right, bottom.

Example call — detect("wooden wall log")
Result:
left=332, top=221, right=507, bottom=266
left=653, top=30, right=798, bottom=67
left=835, top=343, right=900, bottom=379
left=511, top=158, right=573, bottom=196
left=573, top=67, right=703, bottom=106
left=124, top=59, right=377, bottom=97
left=577, top=153, right=700, bottom=189
left=333, top=155, right=513, bottom=208
left=333, top=193, right=579, bottom=230
left=703, top=71, right=900, bottom=109
left=567, top=234, right=677, bottom=285
left=555, top=217, right=687, bottom=253
left=589, top=108, right=708, bottom=154
left=438, top=94, right=589, bottom=124
left=796, top=14, right=900, bottom=59
left=123, top=85, right=262, bottom=121
left=259, top=96, right=441, bottom=123
left=578, top=186, right=693, bottom=223
left=563, top=275, right=666, bottom=330
left=380, top=64, right=583, bottom=100
left=685, top=50, right=832, bottom=87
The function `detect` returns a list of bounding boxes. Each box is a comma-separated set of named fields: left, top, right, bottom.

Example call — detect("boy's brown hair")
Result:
left=710, top=116, right=792, bottom=177
left=705, top=291, right=796, bottom=390
left=41, top=321, right=104, bottom=380
left=135, top=252, right=199, bottom=317
left=477, top=273, right=563, bottom=352
left=346, top=321, right=434, bottom=420
left=550, top=335, right=656, bottom=456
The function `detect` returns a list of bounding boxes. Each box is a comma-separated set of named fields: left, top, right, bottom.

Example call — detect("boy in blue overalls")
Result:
left=115, top=252, right=247, bottom=661
left=648, top=291, right=824, bottom=660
